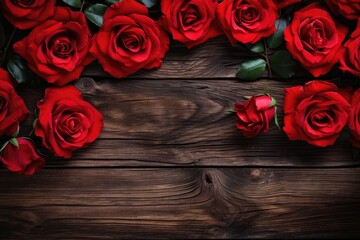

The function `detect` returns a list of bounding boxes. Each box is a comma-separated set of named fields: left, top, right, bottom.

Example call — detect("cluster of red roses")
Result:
left=0, top=0, right=359, bottom=174
left=231, top=0, right=359, bottom=148
left=235, top=80, right=360, bottom=148
left=0, top=1, right=105, bottom=175
left=2, top=0, right=359, bottom=83
left=0, top=77, right=103, bottom=174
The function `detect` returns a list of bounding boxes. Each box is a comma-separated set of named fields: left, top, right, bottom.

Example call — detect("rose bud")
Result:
left=235, top=95, right=276, bottom=138
left=283, top=81, right=351, bottom=147
left=0, top=138, right=45, bottom=175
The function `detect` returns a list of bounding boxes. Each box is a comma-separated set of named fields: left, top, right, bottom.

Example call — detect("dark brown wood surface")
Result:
left=1, top=37, right=359, bottom=238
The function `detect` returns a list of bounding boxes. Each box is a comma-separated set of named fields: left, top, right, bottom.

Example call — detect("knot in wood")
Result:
left=250, top=169, right=262, bottom=181
left=75, top=77, right=95, bottom=92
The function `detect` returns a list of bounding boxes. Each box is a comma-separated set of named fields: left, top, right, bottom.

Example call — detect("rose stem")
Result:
left=80, top=0, right=85, bottom=12
left=0, top=27, right=16, bottom=67
left=262, top=39, right=272, bottom=78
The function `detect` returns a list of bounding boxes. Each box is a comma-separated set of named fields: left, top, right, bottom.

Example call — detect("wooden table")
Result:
left=1, top=37, right=360, bottom=239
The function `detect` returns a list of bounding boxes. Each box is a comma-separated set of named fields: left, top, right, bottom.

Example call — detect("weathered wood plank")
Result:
left=1, top=168, right=360, bottom=239
left=17, top=78, right=356, bottom=167
left=81, top=36, right=313, bottom=79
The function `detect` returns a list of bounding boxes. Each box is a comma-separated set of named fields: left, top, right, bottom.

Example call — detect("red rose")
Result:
left=348, top=88, right=360, bottom=148
left=284, top=3, right=348, bottom=77
left=90, top=0, right=170, bottom=79
left=339, top=22, right=360, bottom=77
left=0, top=0, right=56, bottom=29
left=160, top=0, right=222, bottom=48
left=326, top=0, right=360, bottom=21
left=35, top=86, right=103, bottom=158
left=283, top=81, right=350, bottom=147
left=217, top=0, right=278, bottom=45
left=0, top=138, right=45, bottom=175
left=0, top=80, right=28, bottom=136
left=272, top=0, right=301, bottom=9
left=235, top=95, right=275, bottom=138
left=13, top=7, right=94, bottom=86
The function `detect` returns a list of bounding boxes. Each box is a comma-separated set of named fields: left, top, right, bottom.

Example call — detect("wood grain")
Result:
left=1, top=168, right=360, bottom=239
left=82, top=37, right=314, bottom=80
left=18, top=78, right=356, bottom=167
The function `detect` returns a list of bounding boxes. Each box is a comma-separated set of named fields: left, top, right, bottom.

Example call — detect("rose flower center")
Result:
left=57, top=111, right=88, bottom=141
left=48, top=35, right=76, bottom=59
left=301, top=19, right=329, bottom=52
left=11, top=0, right=33, bottom=7
left=308, top=110, right=334, bottom=128
left=181, top=5, right=200, bottom=26
left=240, top=5, right=258, bottom=23
left=117, top=31, right=143, bottom=53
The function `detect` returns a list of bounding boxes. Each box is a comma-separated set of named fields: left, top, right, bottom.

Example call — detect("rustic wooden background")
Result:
left=1, top=36, right=360, bottom=239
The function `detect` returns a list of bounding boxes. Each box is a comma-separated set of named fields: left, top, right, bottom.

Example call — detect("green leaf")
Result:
left=270, top=97, right=277, bottom=107
left=9, top=138, right=19, bottom=148
left=236, top=58, right=266, bottom=81
left=138, top=0, right=157, bottom=8
left=7, top=55, right=30, bottom=84
left=243, top=96, right=252, bottom=99
left=0, top=22, right=5, bottom=49
left=247, top=41, right=264, bottom=54
left=62, top=0, right=81, bottom=8
left=85, top=3, right=108, bottom=27
left=266, top=19, right=287, bottom=49
left=269, top=50, right=298, bottom=78
left=105, top=0, right=122, bottom=5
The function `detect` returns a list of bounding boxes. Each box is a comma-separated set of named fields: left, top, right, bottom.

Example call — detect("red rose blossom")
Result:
left=90, top=0, right=170, bottom=79
left=13, top=7, right=94, bottom=86
left=217, top=0, right=278, bottom=45
left=326, top=0, right=360, bottom=21
left=0, top=80, right=28, bottom=137
left=348, top=88, right=360, bottom=148
left=0, top=0, right=56, bottom=29
left=272, top=0, right=301, bottom=9
left=0, top=138, right=45, bottom=175
left=160, top=0, right=222, bottom=48
left=283, top=81, right=350, bottom=147
left=35, top=86, right=103, bottom=158
left=339, top=21, right=360, bottom=77
left=284, top=3, right=348, bottom=77
left=235, top=95, right=275, bottom=138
